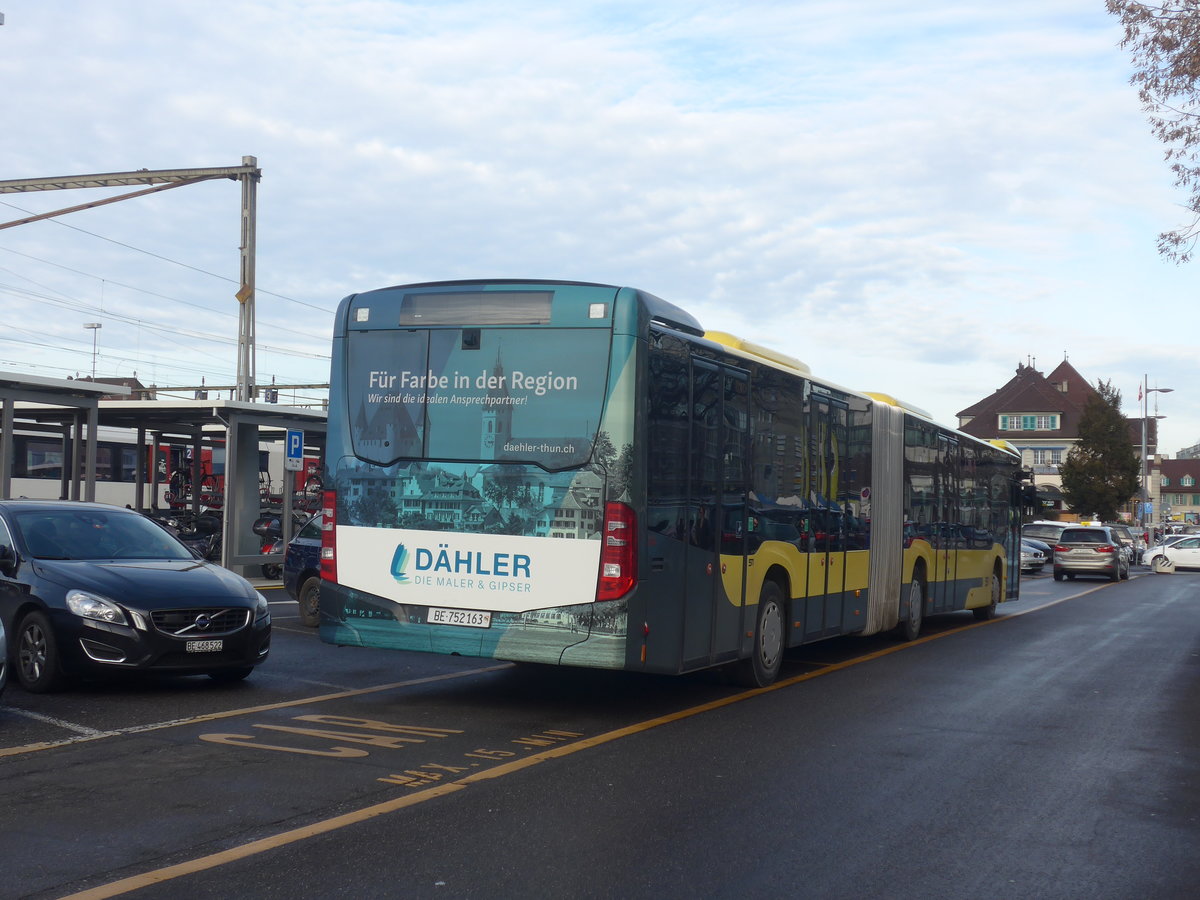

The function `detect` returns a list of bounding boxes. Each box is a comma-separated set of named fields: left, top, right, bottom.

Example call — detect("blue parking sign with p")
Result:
left=285, top=429, right=304, bottom=471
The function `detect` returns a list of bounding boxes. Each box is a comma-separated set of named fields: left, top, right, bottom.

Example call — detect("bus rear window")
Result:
left=399, top=291, right=553, bottom=325
left=345, top=327, right=611, bottom=470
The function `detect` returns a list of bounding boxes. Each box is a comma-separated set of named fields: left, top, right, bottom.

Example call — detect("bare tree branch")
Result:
left=1109, top=1, right=1200, bottom=261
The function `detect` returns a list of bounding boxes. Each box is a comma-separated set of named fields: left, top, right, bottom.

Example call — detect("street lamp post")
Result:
left=83, top=322, right=102, bottom=379
left=1140, top=374, right=1173, bottom=531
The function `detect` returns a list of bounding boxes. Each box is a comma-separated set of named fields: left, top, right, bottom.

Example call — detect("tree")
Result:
left=351, top=486, right=399, bottom=527
left=1109, top=1, right=1200, bottom=261
left=1059, top=380, right=1141, bottom=521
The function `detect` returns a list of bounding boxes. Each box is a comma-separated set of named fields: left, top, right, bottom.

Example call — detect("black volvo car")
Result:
left=0, top=500, right=270, bottom=692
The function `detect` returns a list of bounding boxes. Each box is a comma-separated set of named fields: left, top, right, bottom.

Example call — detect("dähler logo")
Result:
left=390, top=543, right=410, bottom=583
left=416, top=542, right=531, bottom=578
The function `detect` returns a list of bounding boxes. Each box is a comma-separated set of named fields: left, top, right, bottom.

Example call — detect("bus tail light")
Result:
left=597, top=502, right=637, bottom=602
left=320, top=490, right=337, bottom=582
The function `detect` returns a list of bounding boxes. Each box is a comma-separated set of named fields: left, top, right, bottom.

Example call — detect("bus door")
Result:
left=931, top=434, right=960, bottom=612
left=681, top=359, right=749, bottom=669
left=805, top=395, right=848, bottom=639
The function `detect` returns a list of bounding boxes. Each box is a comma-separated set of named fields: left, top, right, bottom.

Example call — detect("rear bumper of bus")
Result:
left=318, top=582, right=628, bottom=669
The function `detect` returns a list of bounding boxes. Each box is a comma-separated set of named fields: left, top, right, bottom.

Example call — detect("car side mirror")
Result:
left=0, top=544, right=17, bottom=576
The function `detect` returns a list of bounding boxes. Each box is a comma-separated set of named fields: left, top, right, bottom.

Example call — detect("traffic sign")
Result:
left=285, top=429, right=303, bottom=472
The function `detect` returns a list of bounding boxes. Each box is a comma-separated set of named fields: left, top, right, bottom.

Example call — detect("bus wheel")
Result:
left=298, top=577, right=321, bottom=628
left=734, top=581, right=785, bottom=688
left=973, top=571, right=1001, bottom=621
left=898, top=573, right=924, bottom=641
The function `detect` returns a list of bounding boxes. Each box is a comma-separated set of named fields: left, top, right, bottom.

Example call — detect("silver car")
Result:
left=1020, top=540, right=1046, bottom=573
left=1052, top=526, right=1130, bottom=582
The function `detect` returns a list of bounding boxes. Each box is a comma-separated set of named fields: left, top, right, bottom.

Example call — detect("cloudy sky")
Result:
left=2, top=1, right=1197, bottom=453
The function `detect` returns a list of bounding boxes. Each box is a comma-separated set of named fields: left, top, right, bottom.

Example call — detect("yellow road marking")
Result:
left=0, top=665, right=509, bottom=760
left=58, top=603, right=1049, bottom=899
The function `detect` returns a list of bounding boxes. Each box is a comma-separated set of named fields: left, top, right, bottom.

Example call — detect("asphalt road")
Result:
left=1, top=570, right=1197, bottom=899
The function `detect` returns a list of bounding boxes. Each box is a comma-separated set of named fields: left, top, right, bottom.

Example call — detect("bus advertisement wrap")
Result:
left=320, top=280, right=1026, bottom=687
left=334, top=525, right=601, bottom=613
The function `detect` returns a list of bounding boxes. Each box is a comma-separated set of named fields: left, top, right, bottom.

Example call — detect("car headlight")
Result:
left=66, top=590, right=129, bottom=626
left=254, top=591, right=271, bottom=623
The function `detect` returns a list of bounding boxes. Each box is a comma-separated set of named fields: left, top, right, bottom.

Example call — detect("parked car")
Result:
left=1143, top=536, right=1200, bottom=571
left=1052, top=525, right=1130, bottom=582
left=1104, top=523, right=1142, bottom=565
left=1022, top=536, right=1053, bottom=557
left=0, top=500, right=271, bottom=693
left=1153, top=533, right=1191, bottom=550
left=1020, top=540, right=1047, bottom=574
left=1023, top=521, right=1068, bottom=546
left=283, top=513, right=323, bottom=628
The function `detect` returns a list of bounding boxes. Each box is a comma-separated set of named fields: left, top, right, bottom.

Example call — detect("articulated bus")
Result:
left=319, top=280, right=1025, bottom=686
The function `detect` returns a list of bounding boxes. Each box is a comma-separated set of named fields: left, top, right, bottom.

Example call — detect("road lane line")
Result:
left=3, top=708, right=107, bottom=735
left=0, top=665, right=510, bottom=760
left=57, top=605, right=1041, bottom=899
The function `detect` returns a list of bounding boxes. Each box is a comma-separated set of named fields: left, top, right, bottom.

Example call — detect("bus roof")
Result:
left=704, top=331, right=811, bottom=375
left=338, top=278, right=706, bottom=338
left=862, top=391, right=934, bottom=420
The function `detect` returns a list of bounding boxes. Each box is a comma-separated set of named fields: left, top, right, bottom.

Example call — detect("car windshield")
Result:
left=14, top=508, right=193, bottom=561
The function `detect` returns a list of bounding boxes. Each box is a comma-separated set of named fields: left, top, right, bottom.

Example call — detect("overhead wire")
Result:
left=0, top=195, right=334, bottom=391
left=0, top=197, right=337, bottom=314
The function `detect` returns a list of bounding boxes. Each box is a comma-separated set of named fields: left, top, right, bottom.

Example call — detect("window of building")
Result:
left=999, top=414, right=1059, bottom=431
left=1182, top=476, right=1195, bottom=487
left=1032, top=448, right=1064, bottom=465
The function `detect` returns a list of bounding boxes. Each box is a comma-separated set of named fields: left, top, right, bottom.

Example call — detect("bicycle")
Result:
left=164, top=463, right=222, bottom=509
left=295, top=466, right=323, bottom=512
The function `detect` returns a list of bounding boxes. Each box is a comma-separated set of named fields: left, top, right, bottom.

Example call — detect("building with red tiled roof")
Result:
left=957, top=360, right=1156, bottom=520
left=1151, top=459, right=1200, bottom=526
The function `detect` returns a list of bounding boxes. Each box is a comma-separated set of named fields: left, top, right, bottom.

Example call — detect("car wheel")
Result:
left=261, top=563, right=282, bottom=580
left=732, top=580, right=785, bottom=687
left=17, top=611, right=66, bottom=693
left=1053, top=571, right=1065, bottom=582
left=298, top=577, right=321, bottom=628
left=208, top=666, right=253, bottom=683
